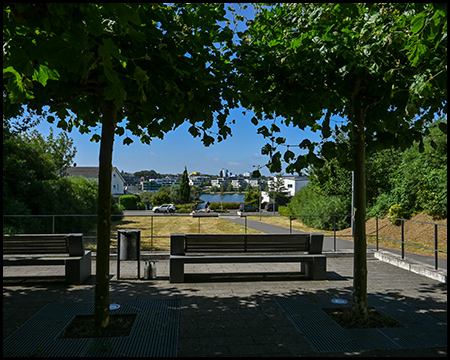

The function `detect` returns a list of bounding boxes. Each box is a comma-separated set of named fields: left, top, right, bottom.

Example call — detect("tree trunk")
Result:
left=94, top=100, right=117, bottom=328
left=351, top=95, right=368, bottom=321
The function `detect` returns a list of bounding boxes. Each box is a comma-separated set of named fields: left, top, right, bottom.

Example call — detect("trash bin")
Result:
left=118, top=229, right=140, bottom=260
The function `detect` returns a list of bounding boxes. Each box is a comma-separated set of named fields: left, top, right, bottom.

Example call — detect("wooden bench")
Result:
left=3, top=233, right=92, bottom=285
left=170, top=233, right=326, bottom=283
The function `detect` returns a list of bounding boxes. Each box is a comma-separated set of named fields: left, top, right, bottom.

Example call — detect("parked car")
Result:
left=265, top=203, right=279, bottom=212
left=239, top=203, right=259, bottom=212
left=153, top=204, right=176, bottom=213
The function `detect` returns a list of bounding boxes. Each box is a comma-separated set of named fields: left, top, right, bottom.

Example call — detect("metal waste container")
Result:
left=118, top=229, right=140, bottom=260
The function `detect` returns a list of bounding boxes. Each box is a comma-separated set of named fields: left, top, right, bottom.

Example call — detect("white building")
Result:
left=262, top=176, right=308, bottom=203
left=64, top=166, right=125, bottom=197
left=189, top=175, right=211, bottom=186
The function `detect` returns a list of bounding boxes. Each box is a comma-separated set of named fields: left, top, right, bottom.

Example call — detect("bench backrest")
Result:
left=3, top=233, right=85, bottom=256
left=171, top=233, right=324, bottom=255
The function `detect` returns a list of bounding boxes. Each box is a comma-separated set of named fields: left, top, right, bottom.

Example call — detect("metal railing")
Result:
left=374, top=215, right=447, bottom=270
left=3, top=212, right=447, bottom=269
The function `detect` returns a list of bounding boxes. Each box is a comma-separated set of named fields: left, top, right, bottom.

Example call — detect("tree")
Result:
left=234, top=3, right=446, bottom=321
left=151, top=190, right=171, bottom=206
left=179, top=166, right=191, bottom=204
left=267, top=174, right=290, bottom=205
left=3, top=127, right=121, bottom=234
left=139, top=191, right=153, bottom=210
left=244, top=187, right=261, bottom=207
left=4, top=3, right=236, bottom=328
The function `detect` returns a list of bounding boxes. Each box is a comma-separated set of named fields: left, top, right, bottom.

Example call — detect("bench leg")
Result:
left=65, top=252, right=92, bottom=285
left=170, top=259, right=185, bottom=283
left=301, top=258, right=326, bottom=280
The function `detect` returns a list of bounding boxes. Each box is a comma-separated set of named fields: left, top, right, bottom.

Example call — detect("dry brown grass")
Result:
left=248, top=213, right=447, bottom=259
left=83, top=212, right=447, bottom=258
left=85, top=215, right=262, bottom=252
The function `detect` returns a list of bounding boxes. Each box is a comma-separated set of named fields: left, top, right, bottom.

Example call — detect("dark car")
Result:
left=265, top=203, right=279, bottom=212
left=239, top=203, right=259, bottom=212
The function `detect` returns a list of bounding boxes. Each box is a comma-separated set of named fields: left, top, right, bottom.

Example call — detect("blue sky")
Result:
left=33, top=108, right=323, bottom=176
left=24, top=4, right=325, bottom=177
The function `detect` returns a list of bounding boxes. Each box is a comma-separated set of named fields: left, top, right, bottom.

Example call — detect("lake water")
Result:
left=198, top=193, right=245, bottom=208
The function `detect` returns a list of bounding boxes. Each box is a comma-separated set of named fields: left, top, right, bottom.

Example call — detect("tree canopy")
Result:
left=4, top=3, right=237, bottom=143
left=233, top=3, right=446, bottom=321
left=3, top=3, right=238, bottom=328
left=235, top=3, right=446, bottom=173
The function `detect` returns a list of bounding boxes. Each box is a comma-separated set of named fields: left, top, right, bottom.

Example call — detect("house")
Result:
left=64, top=166, right=126, bottom=199
left=262, top=176, right=308, bottom=203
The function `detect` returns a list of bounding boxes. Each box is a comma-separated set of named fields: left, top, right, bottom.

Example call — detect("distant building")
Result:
left=262, top=176, right=308, bottom=203
left=141, top=179, right=162, bottom=192
left=189, top=175, right=211, bottom=186
left=219, top=168, right=229, bottom=177
left=64, top=166, right=125, bottom=198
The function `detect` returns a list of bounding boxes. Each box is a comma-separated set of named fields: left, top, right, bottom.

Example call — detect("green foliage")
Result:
left=388, top=204, right=410, bottom=225
left=209, top=202, right=240, bottom=211
left=244, top=188, right=261, bottom=207
left=151, top=190, right=171, bottom=206
left=285, top=184, right=350, bottom=231
left=3, top=174, right=122, bottom=234
left=119, top=194, right=140, bottom=210
left=3, top=129, right=118, bottom=234
left=235, top=3, right=446, bottom=173
left=179, top=167, right=191, bottom=204
left=139, top=192, right=154, bottom=208
left=366, top=119, right=447, bottom=220
left=3, top=3, right=237, bottom=145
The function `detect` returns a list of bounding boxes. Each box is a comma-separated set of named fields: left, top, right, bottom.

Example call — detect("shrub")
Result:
left=285, top=184, right=351, bottom=231
left=119, top=194, right=140, bottom=210
left=388, top=204, right=410, bottom=225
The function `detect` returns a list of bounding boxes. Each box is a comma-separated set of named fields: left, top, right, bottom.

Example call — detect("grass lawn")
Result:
left=85, top=215, right=262, bottom=252
left=84, top=212, right=446, bottom=259
left=247, top=213, right=447, bottom=259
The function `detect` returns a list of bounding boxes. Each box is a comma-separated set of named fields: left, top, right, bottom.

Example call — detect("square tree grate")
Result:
left=275, top=295, right=447, bottom=353
left=3, top=300, right=180, bottom=357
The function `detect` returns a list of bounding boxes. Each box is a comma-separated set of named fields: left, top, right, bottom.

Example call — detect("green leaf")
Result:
left=284, top=150, right=295, bottom=163
left=275, top=137, right=285, bottom=145
left=322, top=111, right=331, bottom=138
left=123, top=137, right=134, bottom=145
left=115, top=127, right=125, bottom=136
left=252, top=170, right=262, bottom=178
left=103, top=83, right=127, bottom=107
left=32, top=65, right=60, bottom=86
left=261, top=143, right=272, bottom=155
left=438, top=122, right=447, bottom=134
left=411, top=12, right=426, bottom=35
left=90, top=134, right=101, bottom=143
left=268, top=152, right=282, bottom=173
left=321, top=141, right=336, bottom=160
left=188, top=125, right=200, bottom=138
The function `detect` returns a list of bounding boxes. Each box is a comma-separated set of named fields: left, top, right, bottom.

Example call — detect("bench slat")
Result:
left=3, top=234, right=91, bottom=285
left=184, top=234, right=310, bottom=253
left=3, top=235, right=68, bottom=255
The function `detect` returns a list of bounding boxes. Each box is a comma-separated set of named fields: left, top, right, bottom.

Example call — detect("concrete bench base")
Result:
left=170, top=254, right=326, bottom=283
left=3, top=233, right=91, bottom=285
left=3, top=250, right=92, bottom=285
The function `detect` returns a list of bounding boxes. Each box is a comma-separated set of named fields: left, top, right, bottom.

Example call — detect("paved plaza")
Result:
left=3, top=252, right=447, bottom=357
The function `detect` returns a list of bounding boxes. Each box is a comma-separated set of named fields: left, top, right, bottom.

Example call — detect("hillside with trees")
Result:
left=283, top=119, right=447, bottom=230
left=3, top=125, right=122, bottom=234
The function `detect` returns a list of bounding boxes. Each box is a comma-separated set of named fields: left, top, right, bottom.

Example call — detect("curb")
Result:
left=374, top=249, right=447, bottom=283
